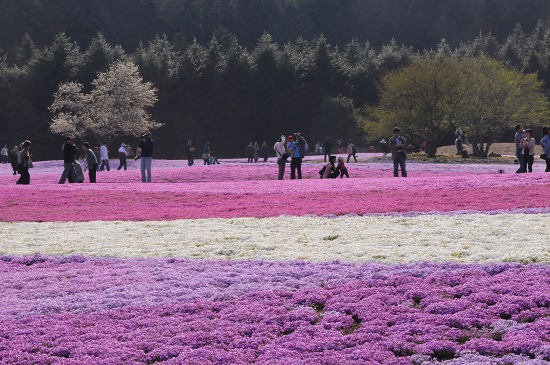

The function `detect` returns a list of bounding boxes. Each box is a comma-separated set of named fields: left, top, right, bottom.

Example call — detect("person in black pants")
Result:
left=186, top=140, right=195, bottom=166
left=16, top=140, right=31, bottom=184
left=323, top=138, right=332, bottom=163
left=58, top=136, right=78, bottom=184
left=83, top=142, right=98, bottom=183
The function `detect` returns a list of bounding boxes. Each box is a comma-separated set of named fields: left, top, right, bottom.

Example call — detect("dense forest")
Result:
left=2, top=0, right=550, bottom=159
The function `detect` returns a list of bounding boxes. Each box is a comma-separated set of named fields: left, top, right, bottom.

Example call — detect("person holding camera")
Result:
left=288, top=132, right=307, bottom=180
left=274, top=135, right=287, bottom=180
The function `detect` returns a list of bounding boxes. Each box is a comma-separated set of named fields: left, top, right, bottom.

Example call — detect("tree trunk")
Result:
left=473, top=142, right=488, bottom=158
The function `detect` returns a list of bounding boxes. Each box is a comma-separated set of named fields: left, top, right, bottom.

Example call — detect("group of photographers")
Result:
left=274, top=132, right=308, bottom=180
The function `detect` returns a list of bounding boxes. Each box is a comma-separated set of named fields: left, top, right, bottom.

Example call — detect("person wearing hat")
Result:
left=117, top=143, right=128, bottom=170
left=58, top=136, right=79, bottom=184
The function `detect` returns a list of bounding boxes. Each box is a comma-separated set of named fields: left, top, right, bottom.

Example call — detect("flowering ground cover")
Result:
left=0, top=158, right=549, bottom=364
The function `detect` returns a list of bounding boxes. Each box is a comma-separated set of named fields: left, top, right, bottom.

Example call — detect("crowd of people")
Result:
left=5, top=125, right=550, bottom=184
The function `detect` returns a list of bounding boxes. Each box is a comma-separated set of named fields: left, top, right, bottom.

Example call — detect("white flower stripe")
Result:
left=1, top=214, right=548, bottom=263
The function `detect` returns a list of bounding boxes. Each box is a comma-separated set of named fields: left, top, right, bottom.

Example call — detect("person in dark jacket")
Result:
left=138, top=132, right=154, bottom=182
left=58, top=136, right=78, bottom=184
left=16, top=140, right=32, bottom=184
left=323, top=138, right=332, bottom=163
left=83, top=142, right=98, bottom=183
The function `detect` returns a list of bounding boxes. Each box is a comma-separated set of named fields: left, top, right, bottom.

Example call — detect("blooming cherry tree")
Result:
left=49, top=60, right=161, bottom=141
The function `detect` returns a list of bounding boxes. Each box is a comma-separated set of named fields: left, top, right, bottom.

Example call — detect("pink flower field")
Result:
left=0, top=158, right=549, bottom=364
left=1, top=159, right=549, bottom=221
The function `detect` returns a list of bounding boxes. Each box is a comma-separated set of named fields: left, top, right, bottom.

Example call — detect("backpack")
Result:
left=352, top=145, right=357, bottom=155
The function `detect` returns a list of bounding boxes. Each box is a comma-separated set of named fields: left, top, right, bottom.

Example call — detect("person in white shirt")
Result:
left=273, top=135, right=287, bottom=180
left=1, top=144, right=8, bottom=163
left=117, top=143, right=128, bottom=170
left=99, top=142, right=110, bottom=171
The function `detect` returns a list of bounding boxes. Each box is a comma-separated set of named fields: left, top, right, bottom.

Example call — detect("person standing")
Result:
left=521, top=129, right=536, bottom=173
left=337, top=139, right=344, bottom=154
left=323, top=138, right=332, bottom=163
left=117, top=143, right=128, bottom=170
left=83, top=142, right=98, bottom=183
left=202, top=142, right=211, bottom=165
left=389, top=127, right=407, bottom=177
left=139, top=132, right=154, bottom=182
left=16, top=140, right=32, bottom=184
left=186, top=140, right=195, bottom=166
left=10, top=145, right=19, bottom=175
left=253, top=142, right=260, bottom=163
left=1, top=144, right=8, bottom=163
left=246, top=142, right=254, bottom=163
left=515, top=124, right=525, bottom=173
left=99, top=141, right=110, bottom=171
left=289, top=133, right=307, bottom=180
left=274, top=135, right=287, bottom=180
left=260, top=141, right=269, bottom=162
left=58, top=136, right=78, bottom=184
left=346, top=140, right=357, bottom=163
left=540, top=126, right=550, bottom=172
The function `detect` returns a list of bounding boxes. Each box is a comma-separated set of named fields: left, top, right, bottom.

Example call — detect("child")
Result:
left=337, top=157, right=349, bottom=178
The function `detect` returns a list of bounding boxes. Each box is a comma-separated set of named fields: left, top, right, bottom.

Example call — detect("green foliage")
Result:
left=366, top=56, right=550, bottom=158
left=4, top=16, right=550, bottom=159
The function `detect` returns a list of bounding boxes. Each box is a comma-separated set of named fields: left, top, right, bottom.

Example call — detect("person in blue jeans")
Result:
left=288, top=133, right=307, bottom=179
left=389, top=127, right=407, bottom=177
left=138, top=132, right=154, bottom=182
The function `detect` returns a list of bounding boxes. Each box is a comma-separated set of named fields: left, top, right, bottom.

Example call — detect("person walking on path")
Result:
left=346, top=140, right=357, bottom=163
left=274, top=135, right=287, bottom=180
left=99, top=142, right=110, bottom=171
left=521, top=129, right=536, bottom=173
left=186, top=140, right=195, bottom=166
left=10, top=145, right=19, bottom=175
left=58, top=136, right=78, bottom=184
left=541, top=126, right=550, bottom=172
left=16, top=140, right=32, bottom=185
left=138, top=132, right=154, bottom=182
left=515, top=124, right=525, bottom=173
left=83, top=142, right=98, bottom=183
left=1, top=144, right=8, bottom=163
left=389, top=127, right=407, bottom=177
left=323, top=138, right=332, bottom=163
left=117, top=143, right=128, bottom=170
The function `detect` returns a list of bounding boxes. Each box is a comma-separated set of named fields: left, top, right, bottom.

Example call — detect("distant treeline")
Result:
left=2, top=0, right=549, bottom=55
left=2, top=22, right=550, bottom=159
